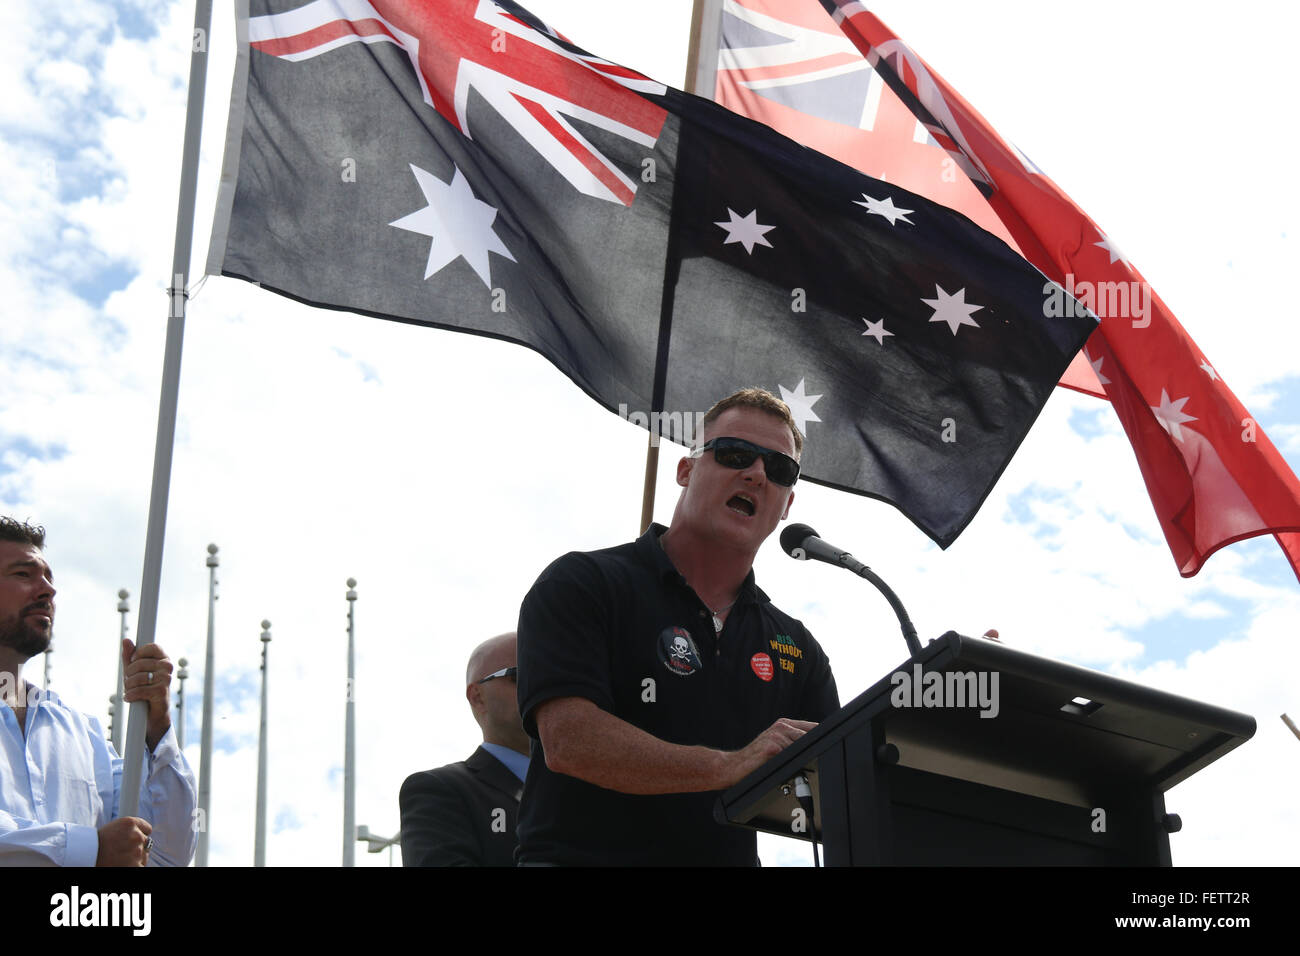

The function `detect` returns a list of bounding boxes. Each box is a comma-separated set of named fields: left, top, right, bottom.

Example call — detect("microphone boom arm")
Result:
left=783, top=523, right=923, bottom=660
left=853, top=562, right=923, bottom=660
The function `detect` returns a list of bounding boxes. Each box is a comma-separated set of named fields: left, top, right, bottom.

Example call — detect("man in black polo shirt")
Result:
left=516, top=388, right=839, bottom=865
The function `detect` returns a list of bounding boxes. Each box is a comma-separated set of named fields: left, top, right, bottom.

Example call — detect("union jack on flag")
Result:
left=246, top=0, right=667, bottom=205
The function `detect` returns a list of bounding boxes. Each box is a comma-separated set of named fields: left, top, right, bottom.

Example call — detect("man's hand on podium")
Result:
left=720, top=718, right=818, bottom=789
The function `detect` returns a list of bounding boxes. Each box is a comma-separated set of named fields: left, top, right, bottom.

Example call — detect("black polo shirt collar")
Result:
left=636, top=522, right=770, bottom=609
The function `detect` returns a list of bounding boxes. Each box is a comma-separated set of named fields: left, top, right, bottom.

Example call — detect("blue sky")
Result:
left=1, top=0, right=1297, bottom=867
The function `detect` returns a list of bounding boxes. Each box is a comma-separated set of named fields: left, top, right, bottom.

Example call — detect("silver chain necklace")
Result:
left=709, top=599, right=738, bottom=634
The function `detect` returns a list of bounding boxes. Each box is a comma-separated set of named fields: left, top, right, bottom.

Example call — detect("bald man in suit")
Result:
left=399, top=632, right=529, bottom=866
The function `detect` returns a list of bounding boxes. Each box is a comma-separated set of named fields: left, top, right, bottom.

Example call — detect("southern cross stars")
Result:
left=714, top=208, right=775, bottom=254
left=1151, top=389, right=1197, bottom=442
left=1093, top=230, right=1131, bottom=267
left=390, top=164, right=515, bottom=287
left=922, top=285, right=983, bottom=335
left=1083, top=348, right=1111, bottom=386
left=854, top=192, right=914, bottom=226
left=861, top=318, right=893, bottom=345
left=779, top=378, right=822, bottom=436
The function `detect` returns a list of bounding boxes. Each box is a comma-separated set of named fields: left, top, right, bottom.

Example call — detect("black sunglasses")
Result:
left=477, top=666, right=518, bottom=684
left=696, top=437, right=800, bottom=487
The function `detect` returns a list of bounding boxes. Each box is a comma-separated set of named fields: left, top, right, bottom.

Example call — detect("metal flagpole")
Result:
left=638, top=0, right=724, bottom=535
left=196, top=543, right=218, bottom=866
left=685, top=0, right=723, bottom=97
left=113, top=589, right=129, bottom=754
left=255, top=620, right=271, bottom=866
left=120, top=0, right=216, bottom=816
left=343, top=579, right=357, bottom=867
left=176, top=657, right=189, bottom=750
left=42, top=645, right=51, bottom=691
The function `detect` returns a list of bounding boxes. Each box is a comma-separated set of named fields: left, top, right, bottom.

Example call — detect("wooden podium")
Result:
left=716, top=632, right=1255, bottom=865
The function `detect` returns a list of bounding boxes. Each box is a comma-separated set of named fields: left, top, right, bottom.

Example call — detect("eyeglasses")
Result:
left=477, top=666, right=518, bottom=685
left=695, top=437, right=800, bottom=487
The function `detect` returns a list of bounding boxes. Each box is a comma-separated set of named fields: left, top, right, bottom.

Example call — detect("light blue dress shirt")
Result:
left=480, top=742, right=530, bottom=783
left=0, top=683, right=198, bottom=867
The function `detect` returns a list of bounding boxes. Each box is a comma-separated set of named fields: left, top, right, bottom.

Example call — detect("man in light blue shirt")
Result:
left=0, top=517, right=197, bottom=866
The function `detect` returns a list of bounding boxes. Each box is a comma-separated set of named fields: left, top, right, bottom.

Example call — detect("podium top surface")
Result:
left=718, top=632, right=1256, bottom=832
left=883, top=632, right=1255, bottom=799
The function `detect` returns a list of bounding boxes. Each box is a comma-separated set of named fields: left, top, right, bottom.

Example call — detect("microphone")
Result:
left=779, top=523, right=922, bottom=659
left=780, top=523, right=867, bottom=574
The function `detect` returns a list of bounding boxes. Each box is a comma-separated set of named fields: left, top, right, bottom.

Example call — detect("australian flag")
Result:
left=207, top=0, right=1097, bottom=547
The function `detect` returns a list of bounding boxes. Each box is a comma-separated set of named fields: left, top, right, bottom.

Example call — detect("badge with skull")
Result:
left=658, top=626, right=703, bottom=677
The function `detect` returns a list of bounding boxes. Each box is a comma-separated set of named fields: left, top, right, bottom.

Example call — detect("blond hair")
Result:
left=702, top=387, right=803, bottom=457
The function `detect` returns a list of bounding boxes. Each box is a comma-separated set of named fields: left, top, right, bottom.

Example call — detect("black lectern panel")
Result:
left=716, top=632, right=1255, bottom=865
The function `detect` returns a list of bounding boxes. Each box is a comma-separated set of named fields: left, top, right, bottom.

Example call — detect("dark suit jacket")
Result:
left=399, top=746, right=524, bottom=866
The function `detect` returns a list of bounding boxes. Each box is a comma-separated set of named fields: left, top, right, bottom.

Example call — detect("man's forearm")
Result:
left=137, top=728, right=198, bottom=866
left=146, top=716, right=171, bottom=753
left=537, top=697, right=742, bottom=795
left=0, top=818, right=99, bottom=867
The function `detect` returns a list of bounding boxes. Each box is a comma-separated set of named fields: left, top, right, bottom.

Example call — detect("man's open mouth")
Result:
left=726, top=495, right=755, bottom=516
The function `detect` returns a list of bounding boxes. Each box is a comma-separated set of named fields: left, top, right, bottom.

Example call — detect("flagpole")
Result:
left=120, top=0, right=215, bottom=817
left=343, top=578, right=357, bottom=867
left=176, top=657, right=189, bottom=750
left=196, top=543, right=218, bottom=866
left=1283, top=714, right=1300, bottom=744
left=638, top=437, right=659, bottom=535
left=639, top=0, right=723, bottom=534
left=113, top=589, right=129, bottom=754
left=255, top=620, right=271, bottom=867
left=685, top=0, right=723, bottom=99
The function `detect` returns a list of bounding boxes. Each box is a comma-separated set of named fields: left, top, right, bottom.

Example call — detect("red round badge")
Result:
left=751, top=653, right=774, bottom=682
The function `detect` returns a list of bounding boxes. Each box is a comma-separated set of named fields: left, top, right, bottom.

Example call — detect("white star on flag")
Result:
left=1151, top=389, right=1198, bottom=442
left=854, top=193, right=913, bottom=226
left=1093, top=230, right=1131, bottom=267
left=714, top=208, right=775, bottom=254
left=390, top=164, right=516, bottom=287
left=922, top=285, right=982, bottom=335
left=779, top=378, right=822, bottom=436
left=1200, top=359, right=1219, bottom=381
left=1084, top=348, right=1111, bottom=386
left=861, top=318, right=893, bottom=345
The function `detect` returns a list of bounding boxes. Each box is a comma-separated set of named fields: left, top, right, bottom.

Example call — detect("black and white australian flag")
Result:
left=206, top=0, right=1097, bottom=547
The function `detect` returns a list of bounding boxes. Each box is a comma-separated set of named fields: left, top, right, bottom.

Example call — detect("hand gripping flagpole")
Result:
left=120, top=0, right=215, bottom=817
